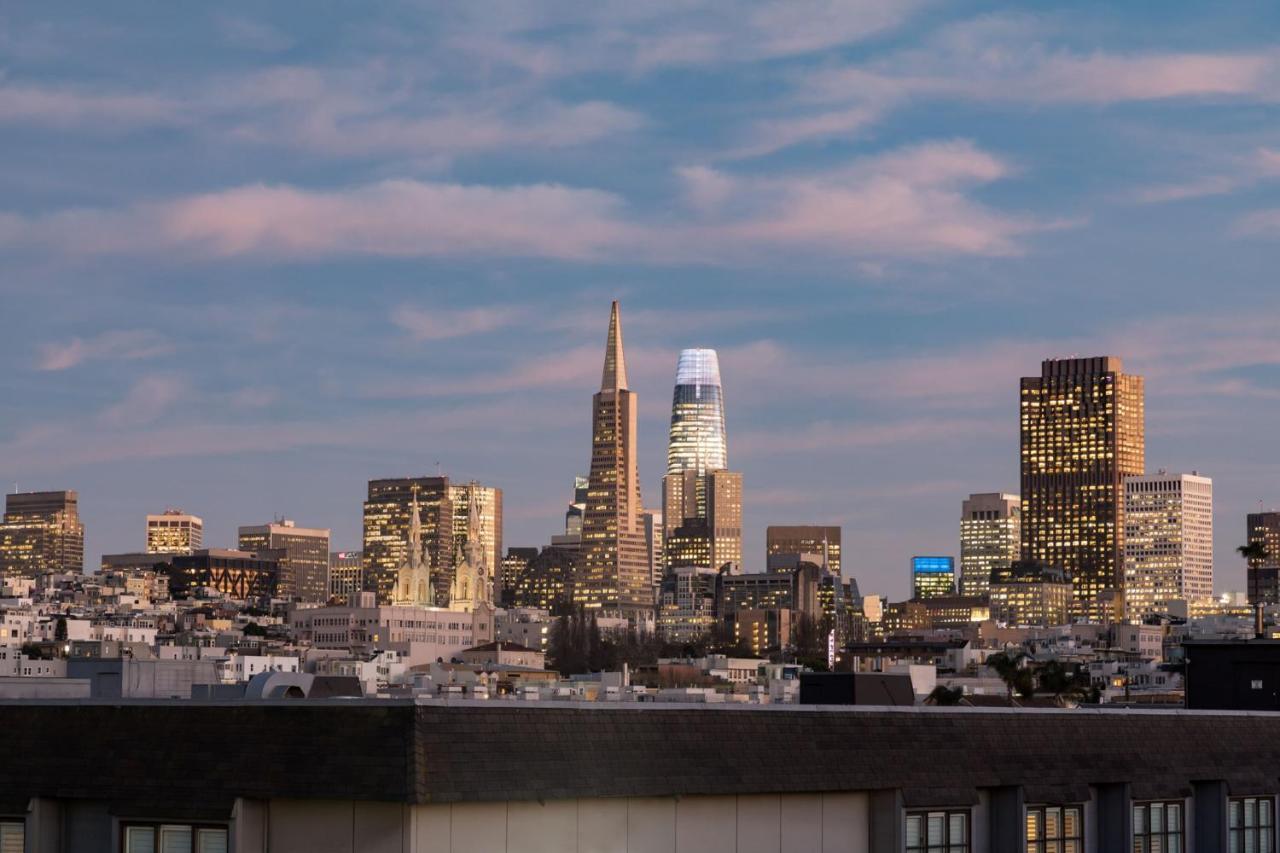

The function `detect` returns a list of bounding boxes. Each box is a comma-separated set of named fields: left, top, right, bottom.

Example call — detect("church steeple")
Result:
left=600, top=300, right=629, bottom=392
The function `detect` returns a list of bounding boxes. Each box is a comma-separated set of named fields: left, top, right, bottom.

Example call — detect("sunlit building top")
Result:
left=666, top=348, right=727, bottom=475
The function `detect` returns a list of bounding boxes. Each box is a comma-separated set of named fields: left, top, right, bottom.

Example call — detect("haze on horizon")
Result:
left=3, top=1, right=1280, bottom=599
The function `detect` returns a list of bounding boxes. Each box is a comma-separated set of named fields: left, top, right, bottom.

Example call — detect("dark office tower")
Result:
left=1246, top=512, right=1280, bottom=605
left=0, top=490, right=85, bottom=575
left=766, top=525, right=842, bottom=575
left=1020, top=356, right=1145, bottom=620
left=661, top=349, right=742, bottom=573
left=578, top=302, right=652, bottom=618
left=238, top=519, right=330, bottom=603
left=363, top=476, right=453, bottom=604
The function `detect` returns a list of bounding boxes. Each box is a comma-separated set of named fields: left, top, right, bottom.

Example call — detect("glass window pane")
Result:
left=1134, top=806, right=1146, bottom=834
left=1151, top=803, right=1164, bottom=832
left=1247, top=830, right=1257, bottom=853
left=1064, top=841, right=1079, bottom=853
left=928, top=814, right=944, bottom=845
left=1167, top=833, right=1180, bottom=853
left=125, top=827, right=156, bottom=853
left=1263, top=828, right=1274, bottom=853
left=196, top=829, right=227, bottom=853
left=1235, top=802, right=1246, bottom=829
left=949, top=812, right=966, bottom=845
left=1168, top=803, right=1181, bottom=832
left=0, top=823, right=24, bottom=853
left=1064, top=807, right=1080, bottom=839
left=159, top=825, right=191, bottom=853
left=1028, top=810, right=1041, bottom=841
left=1264, top=799, right=1275, bottom=827
left=1047, top=808, right=1060, bottom=840
left=907, top=814, right=922, bottom=848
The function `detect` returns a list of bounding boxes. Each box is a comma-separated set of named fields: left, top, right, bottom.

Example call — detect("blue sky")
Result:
left=3, top=2, right=1280, bottom=599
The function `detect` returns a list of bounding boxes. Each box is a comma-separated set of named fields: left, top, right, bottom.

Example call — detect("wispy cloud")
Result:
left=37, top=329, right=172, bottom=371
left=391, top=304, right=525, bottom=341
left=97, top=374, right=185, bottom=428
left=0, top=82, right=182, bottom=129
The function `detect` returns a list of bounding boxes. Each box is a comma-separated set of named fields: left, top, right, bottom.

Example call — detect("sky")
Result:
left=3, top=2, right=1280, bottom=600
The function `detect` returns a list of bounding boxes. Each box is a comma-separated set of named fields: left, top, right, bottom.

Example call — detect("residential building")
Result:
left=766, top=525, right=841, bottom=576
left=1246, top=512, right=1280, bottom=605
left=362, top=476, right=452, bottom=604
left=911, top=556, right=955, bottom=600
left=168, top=549, right=278, bottom=600
left=2, top=702, right=1280, bottom=852
left=145, top=509, right=203, bottom=555
left=238, top=519, right=330, bottom=603
left=0, top=490, right=84, bottom=575
left=328, top=551, right=362, bottom=604
left=1123, top=472, right=1213, bottom=618
left=578, top=302, right=653, bottom=618
left=291, top=597, right=493, bottom=667
left=1021, top=356, right=1145, bottom=619
left=959, top=493, right=1020, bottom=597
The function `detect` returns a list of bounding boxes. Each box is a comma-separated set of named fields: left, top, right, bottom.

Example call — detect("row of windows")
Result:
left=908, top=798, right=1274, bottom=853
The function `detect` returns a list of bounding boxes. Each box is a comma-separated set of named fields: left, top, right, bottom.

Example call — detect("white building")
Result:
left=290, top=598, right=493, bottom=667
left=959, top=493, right=1021, bottom=597
left=1124, top=471, right=1213, bottom=619
left=146, top=509, right=204, bottom=555
left=219, top=654, right=300, bottom=684
left=495, top=607, right=552, bottom=652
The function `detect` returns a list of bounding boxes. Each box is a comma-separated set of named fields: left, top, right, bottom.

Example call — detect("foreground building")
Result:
left=0, top=702, right=1278, bottom=852
left=578, top=302, right=653, bottom=619
left=1021, top=356, right=1145, bottom=619
left=0, top=490, right=84, bottom=576
left=959, top=493, right=1020, bottom=597
left=1123, top=471, right=1213, bottom=618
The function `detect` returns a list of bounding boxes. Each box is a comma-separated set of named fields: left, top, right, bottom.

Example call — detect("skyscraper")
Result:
left=238, top=519, right=331, bottom=602
left=1245, top=512, right=1280, bottom=605
left=578, top=302, right=653, bottom=618
left=912, top=556, right=956, bottom=600
left=146, top=509, right=203, bottom=555
left=363, top=476, right=453, bottom=604
left=1021, top=356, right=1145, bottom=619
left=448, top=481, right=502, bottom=594
left=0, top=490, right=84, bottom=575
left=328, top=550, right=363, bottom=604
left=766, top=525, right=841, bottom=575
left=959, top=493, right=1020, bottom=597
left=1123, top=472, right=1213, bottom=618
left=661, top=348, right=742, bottom=573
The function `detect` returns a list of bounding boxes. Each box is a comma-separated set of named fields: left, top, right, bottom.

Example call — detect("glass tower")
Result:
left=666, top=349, right=727, bottom=475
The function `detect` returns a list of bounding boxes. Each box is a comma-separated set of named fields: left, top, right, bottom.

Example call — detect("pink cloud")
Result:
left=391, top=305, right=524, bottom=341
left=37, top=329, right=173, bottom=371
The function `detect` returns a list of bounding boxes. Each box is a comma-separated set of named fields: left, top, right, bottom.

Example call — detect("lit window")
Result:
left=1025, top=805, right=1082, bottom=853
left=1230, top=797, right=1275, bottom=853
left=0, top=821, right=24, bottom=853
left=1133, top=801, right=1183, bottom=853
left=907, top=810, right=969, bottom=853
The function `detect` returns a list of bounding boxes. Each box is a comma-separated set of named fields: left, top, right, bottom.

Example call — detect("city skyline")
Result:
left=4, top=3, right=1280, bottom=598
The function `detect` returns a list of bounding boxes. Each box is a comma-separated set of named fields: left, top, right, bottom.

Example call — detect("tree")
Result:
left=54, top=616, right=67, bottom=642
left=927, top=685, right=965, bottom=706
left=241, top=622, right=266, bottom=637
left=1036, top=660, right=1087, bottom=704
left=1239, top=542, right=1270, bottom=563
left=985, top=650, right=1032, bottom=700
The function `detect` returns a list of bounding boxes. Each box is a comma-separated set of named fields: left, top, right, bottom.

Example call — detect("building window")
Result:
left=0, top=821, right=24, bottom=853
left=122, top=823, right=227, bottom=853
left=1026, top=805, right=1082, bottom=853
left=1230, top=797, right=1275, bottom=853
left=1133, top=801, right=1184, bottom=853
left=907, top=810, right=969, bottom=853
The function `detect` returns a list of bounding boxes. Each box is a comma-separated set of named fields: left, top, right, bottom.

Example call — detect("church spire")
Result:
left=600, top=300, right=629, bottom=392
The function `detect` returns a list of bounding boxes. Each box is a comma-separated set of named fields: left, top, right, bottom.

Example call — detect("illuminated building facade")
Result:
left=988, top=563, right=1073, bottom=627
left=959, top=493, right=1020, bottom=597
left=1020, top=356, right=1145, bottom=620
left=1123, top=472, right=1213, bottom=618
left=238, top=519, right=331, bottom=603
left=911, top=556, right=956, bottom=600
left=661, top=349, right=742, bottom=574
left=656, top=566, right=719, bottom=642
left=362, top=476, right=452, bottom=604
left=642, top=508, right=663, bottom=587
left=765, top=525, right=841, bottom=576
left=509, top=546, right=579, bottom=613
left=729, top=607, right=792, bottom=655
left=168, top=549, right=278, bottom=600
left=500, top=547, right=538, bottom=607
left=146, top=509, right=203, bottom=555
left=0, top=490, right=84, bottom=576
left=1246, top=512, right=1280, bottom=605
left=328, top=551, right=363, bottom=603
left=447, top=481, right=502, bottom=596
left=578, top=302, right=653, bottom=617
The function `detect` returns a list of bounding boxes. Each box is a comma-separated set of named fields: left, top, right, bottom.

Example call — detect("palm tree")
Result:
left=985, top=650, right=1031, bottom=700
left=1239, top=542, right=1270, bottom=563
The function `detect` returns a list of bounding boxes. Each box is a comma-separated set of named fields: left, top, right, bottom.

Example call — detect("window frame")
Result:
left=1229, top=795, right=1276, bottom=853
left=1132, top=799, right=1186, bottom=853
left=906, top=808, right=971, bottom=853
left=119, top=821, right=228, bottom=853
left=0, top=819, right=25, bottom=853
left=1025, top=803, right=1084, bottom=853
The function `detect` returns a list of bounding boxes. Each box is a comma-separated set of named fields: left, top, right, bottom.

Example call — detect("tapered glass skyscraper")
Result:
left=662, top=348, right=742, bottom=573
